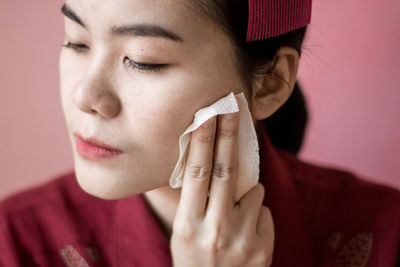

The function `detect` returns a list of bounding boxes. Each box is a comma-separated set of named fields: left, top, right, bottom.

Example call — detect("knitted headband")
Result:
left=246, top=0, right=312, bottom=42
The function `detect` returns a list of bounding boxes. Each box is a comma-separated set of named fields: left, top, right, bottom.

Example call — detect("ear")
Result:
left=251, top=46, right=299, bottom=121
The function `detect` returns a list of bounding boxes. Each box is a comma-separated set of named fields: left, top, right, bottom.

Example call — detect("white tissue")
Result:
left=169, top=92, right=260, bottom=201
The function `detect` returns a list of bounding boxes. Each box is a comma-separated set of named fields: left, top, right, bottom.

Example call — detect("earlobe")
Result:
left=251, top=46, right=299, bottom=121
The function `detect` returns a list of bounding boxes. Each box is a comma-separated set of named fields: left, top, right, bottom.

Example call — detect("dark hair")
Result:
left=191, top=0, right=309, bottom=154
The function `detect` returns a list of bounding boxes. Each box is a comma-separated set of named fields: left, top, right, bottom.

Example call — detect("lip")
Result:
left=73, top=133, right=123, bottom=160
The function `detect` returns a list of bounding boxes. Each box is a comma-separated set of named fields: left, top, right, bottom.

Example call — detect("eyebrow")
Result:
left=61, top=4, right=184, bottom=43
left=61, top=4, right=86, bottom=28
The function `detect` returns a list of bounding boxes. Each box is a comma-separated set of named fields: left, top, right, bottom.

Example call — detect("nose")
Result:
left=73, top=68, right=121, bottom=119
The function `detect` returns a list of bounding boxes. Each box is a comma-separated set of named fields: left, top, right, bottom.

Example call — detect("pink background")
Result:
left=1, top=0, right=399, bottom=200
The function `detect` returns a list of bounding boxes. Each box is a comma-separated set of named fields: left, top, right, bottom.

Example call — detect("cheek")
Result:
left=118, top=72, right=212, bottom=140
left=121, top=88, right=193, bottom=147
left=59, top=51, right=85, bottom=89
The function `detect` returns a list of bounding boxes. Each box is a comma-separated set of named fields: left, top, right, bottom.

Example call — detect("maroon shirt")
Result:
left=1, top=125, right=399, bottom=267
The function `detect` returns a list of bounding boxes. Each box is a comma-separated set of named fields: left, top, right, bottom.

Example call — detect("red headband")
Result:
left=246, top=0, right=312, bottom=42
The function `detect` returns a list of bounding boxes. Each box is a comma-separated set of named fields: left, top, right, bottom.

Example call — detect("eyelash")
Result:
left=62, top=42, right=89, bottom=52
left=123, top=57, right=167, bottom=73
left=61, top=42, right=168, bottom=73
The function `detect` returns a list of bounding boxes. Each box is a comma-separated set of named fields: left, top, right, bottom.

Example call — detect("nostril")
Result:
left=85, top=94, right=121, bottom=119
left=99, top=99, right=122, bottom=119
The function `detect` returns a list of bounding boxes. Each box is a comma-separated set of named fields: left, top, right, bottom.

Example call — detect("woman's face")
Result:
left=60, top=0, right=248, bottom=199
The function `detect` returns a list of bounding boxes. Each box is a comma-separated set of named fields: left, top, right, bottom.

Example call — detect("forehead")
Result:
left=65, top=0, right=221, bottom=43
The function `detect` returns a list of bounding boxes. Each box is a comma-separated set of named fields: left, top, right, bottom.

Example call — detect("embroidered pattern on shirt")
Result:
left=335, top=233, right=373, bottom=267
left=327, top=232, right=343, bottom=250
left=59, top=245, right=90, bottom=267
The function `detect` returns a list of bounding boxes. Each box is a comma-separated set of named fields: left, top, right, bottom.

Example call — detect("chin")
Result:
left=73, top=161, right=151, bottom=200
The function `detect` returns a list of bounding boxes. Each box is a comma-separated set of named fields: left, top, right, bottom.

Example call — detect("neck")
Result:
left=143, top=185, right=181, bottom=238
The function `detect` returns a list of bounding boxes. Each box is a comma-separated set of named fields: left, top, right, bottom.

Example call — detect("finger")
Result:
left=178, top=116, right=217, bottom=219
left=257, top=206, right=274, bottom=238
left=237, top=183, right=265, bottom=234
left=206, top=109, right=240, bottom=218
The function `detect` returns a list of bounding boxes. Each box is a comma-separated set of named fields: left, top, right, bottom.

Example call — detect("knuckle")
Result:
left=215, top=238, right=229, bottom=253
left=217, top=128, right=237, bottom=138
left=172, top=219, right=196, bottom=242
left=236, top=239, right=253, bottom=257
left=204, top=227, right=227, bottom=253
left=196, top=132, right=214, bottom=143
left=212, top=162, right=234, bottom=179
left=186, top=163, right=211, bottom=179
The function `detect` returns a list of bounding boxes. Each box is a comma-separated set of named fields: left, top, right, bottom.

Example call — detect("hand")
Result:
left=170, top=105, right=275, bottom=267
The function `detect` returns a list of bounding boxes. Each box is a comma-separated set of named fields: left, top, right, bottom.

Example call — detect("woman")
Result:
left=1, top=0, right=399, bottom=266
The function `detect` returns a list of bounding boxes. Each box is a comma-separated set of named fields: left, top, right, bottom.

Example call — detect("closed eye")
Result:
left=61, top=42, right=89, bottom=53
left=123, top=57, right=168, bottom=73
